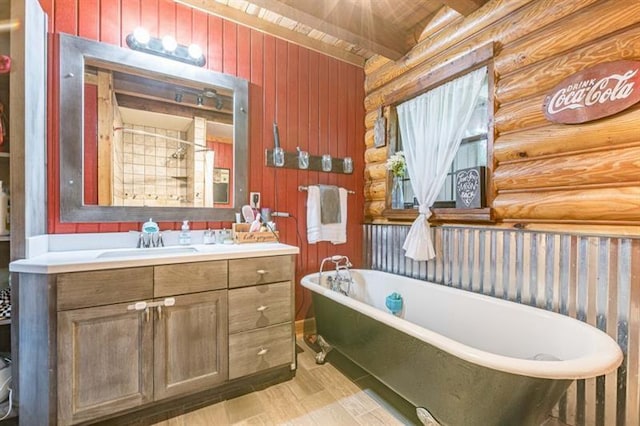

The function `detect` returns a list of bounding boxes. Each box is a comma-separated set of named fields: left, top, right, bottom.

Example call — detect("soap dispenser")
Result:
left=179, top=220, right=191, bottom=245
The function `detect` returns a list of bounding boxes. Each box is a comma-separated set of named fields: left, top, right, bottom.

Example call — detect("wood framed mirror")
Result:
left=58, top=33, right=248, bottom=222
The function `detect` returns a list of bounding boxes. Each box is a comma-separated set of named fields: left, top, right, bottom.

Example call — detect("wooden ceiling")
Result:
left=175, top=0, right=489, bottom=67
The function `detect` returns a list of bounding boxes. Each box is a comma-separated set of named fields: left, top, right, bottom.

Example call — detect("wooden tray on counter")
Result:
left=232, top=223, right=279, bottom=244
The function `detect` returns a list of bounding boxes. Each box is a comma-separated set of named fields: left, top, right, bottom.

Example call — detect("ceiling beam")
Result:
left=247, top=0, right=408, bottom=60
left=175, top=0, right=365, bottom=67
left=441, top=0, right=488, bottom=16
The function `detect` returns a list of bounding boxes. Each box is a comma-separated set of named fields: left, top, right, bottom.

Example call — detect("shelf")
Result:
left=265, top=149, right=353, bottom=174
left=383, top=207, right=495, bottom=223
left=0, top=152, right=9, bottom=158
left=0, top=318, right=9, bottom=326
left=0, top=236, right=8, bottom=242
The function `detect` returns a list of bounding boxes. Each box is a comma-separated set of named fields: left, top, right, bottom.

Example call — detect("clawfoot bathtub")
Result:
left=301, top=269, right=622, bottom=426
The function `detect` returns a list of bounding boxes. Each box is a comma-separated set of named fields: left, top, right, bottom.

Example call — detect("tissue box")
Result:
left=232, top=223, right=279, bottom=244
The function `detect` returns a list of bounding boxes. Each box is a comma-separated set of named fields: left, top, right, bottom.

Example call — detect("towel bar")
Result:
left=298, top=185, right=355, bottom=194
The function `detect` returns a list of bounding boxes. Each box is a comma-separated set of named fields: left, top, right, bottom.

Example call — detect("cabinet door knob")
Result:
left=257, top=347, right=269, bottom=356
left=256, top=305, right=268, bottom=312
left=256, top=269, right=267, bottom=275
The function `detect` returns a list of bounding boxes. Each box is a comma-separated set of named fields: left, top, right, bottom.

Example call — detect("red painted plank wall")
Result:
left=40, top=0, right=366, bottom=319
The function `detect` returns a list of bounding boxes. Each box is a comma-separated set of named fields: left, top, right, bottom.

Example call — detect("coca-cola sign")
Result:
left=543, top=60, right=640, bottom=124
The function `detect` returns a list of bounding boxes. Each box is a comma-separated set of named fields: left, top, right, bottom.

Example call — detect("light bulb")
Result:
left=188, top=43, right=203, bottom=60
left=162, top=35, right=177, bottom=52
left=133, top=27, right=150, bottom=45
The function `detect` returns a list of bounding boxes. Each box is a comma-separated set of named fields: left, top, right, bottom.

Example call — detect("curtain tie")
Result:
left=418, top=205, right=432, bottom=219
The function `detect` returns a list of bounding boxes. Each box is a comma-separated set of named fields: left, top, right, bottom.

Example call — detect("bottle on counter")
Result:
left=0, top=181, right=8, bottom=236
left=179, top=220, right=191, bottom=245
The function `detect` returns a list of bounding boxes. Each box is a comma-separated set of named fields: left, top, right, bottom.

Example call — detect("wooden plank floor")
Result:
left=153, top=338, right=418, bottom=425
left=151, top=337, right=570, bottom=426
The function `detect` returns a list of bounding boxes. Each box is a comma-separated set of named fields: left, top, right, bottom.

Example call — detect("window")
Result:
left=384, top=56, right=494, bottom=223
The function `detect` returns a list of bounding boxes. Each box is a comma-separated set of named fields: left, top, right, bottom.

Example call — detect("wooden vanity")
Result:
left=12, top=245, right=297, bottom=425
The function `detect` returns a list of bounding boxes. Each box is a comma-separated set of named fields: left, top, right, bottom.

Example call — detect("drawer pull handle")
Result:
left=257, top=347, right=269, bottom=356
left=127, top=301, right=147, bottom=311
left=257, top=305, right=268, bottom=312
left=256, top=269, right=267, bottom=275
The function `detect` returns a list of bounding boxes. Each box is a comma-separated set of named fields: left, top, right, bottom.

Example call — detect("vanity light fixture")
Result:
left=161, top=35, right=177, bottom=52
left=188, top=44, right=203, bottom=61
left=174, top=92, right=183, bottom=103
left=196, top=95, right=204, bottom=106
left=132, top=27, right=150, bottom=45
left=126, top=27, right=206, bottom=67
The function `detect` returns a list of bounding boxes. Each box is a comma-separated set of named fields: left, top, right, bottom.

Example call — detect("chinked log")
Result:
left=365, top=146, right=388, bottom=163
left=496, top=24, right=640, bottom=106
left=415, top=7, right=463, bottom=44
left=365, top=0, right=598, bottom=95
left=364, top=0, right=606, bottom=110
left=494, top=145, right=640, bottom=191
left=364, top=129, right=375, bottom=148
left=365, top=110, right=378, bottom=130
left=494, top=94, right=546, bottom=135
left=365, top=0, right=533, bottom=93
left=364, top=55, right=392, bottom=75
left=365, top=163, right=387, bottom=181
left=365, top=43, right=494, bottom=111
left=493, top=187, right=640, bottom=222
left=495, top=0, right=640, bottom=76
left=364, top=179, right=387, bottom=201
left=365, top=201, right=386, bottom=218
left=494, top=104, right=640, bottom=162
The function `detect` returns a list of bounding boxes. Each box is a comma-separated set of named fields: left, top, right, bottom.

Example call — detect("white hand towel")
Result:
left=307, top=186, right=347, bottom=244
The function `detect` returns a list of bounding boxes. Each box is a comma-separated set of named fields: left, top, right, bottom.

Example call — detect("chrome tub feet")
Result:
left=314, top=335, right=333, bottom=364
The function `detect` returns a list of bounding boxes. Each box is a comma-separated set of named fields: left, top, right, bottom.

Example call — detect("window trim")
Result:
left=382, top=43, right=496, bottom=224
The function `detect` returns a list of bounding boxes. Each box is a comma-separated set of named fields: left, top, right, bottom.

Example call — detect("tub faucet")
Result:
left=319, top=255, right=353, bottom=296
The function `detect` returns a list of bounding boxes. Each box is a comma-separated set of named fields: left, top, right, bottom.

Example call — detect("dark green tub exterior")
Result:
left=312, top=292, right=572, bottom=426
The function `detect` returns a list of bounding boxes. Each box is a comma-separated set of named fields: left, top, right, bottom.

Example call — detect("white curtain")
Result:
left=397, top=67, right=487, bottom=261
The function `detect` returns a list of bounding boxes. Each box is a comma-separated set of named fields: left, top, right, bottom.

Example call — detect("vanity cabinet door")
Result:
left=154, top=290, right=228, bottom=400
left=58, top=302, right=153, bottom=425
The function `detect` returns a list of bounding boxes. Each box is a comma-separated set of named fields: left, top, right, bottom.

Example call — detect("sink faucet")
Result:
left=138, top=218, right=164, bottom=248
left=319, top=255, right=353, bottom=296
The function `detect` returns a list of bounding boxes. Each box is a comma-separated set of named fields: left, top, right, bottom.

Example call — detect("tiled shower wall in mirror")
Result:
left=363, top=224, right=639, bottom=426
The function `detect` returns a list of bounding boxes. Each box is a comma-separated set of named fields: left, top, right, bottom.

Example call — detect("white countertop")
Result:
left=10, top=242, right=300, bottom=274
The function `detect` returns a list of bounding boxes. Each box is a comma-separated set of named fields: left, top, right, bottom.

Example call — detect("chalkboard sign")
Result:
left=455, top=166, right=485, bottom=209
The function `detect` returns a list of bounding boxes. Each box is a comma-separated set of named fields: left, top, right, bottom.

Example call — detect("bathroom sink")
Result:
left=97, top=246, right=199, bottom=259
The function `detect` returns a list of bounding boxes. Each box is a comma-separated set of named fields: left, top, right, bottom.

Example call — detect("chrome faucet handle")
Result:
left=137, top=233, right=143, bottom=248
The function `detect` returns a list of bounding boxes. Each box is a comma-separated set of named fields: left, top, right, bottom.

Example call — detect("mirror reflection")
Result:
left=83, top=63, right=235, bottom=209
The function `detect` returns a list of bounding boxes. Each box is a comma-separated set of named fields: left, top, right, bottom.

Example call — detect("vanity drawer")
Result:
left=154, top=260, right=228, bottom=297
left=229, top=323, right=293, bottom=379
left=228, top=282, right=292, bottom=334
left=228, top=255, right=294, bottom=288
left=57, top=267, right=153, bottom=311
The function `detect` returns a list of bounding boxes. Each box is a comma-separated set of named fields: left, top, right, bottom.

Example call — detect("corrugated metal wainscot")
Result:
left=363, top=224, right=640, bottom=426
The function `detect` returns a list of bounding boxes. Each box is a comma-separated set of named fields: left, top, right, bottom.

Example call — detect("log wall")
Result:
left=363, top=0, right=640, bottom=231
